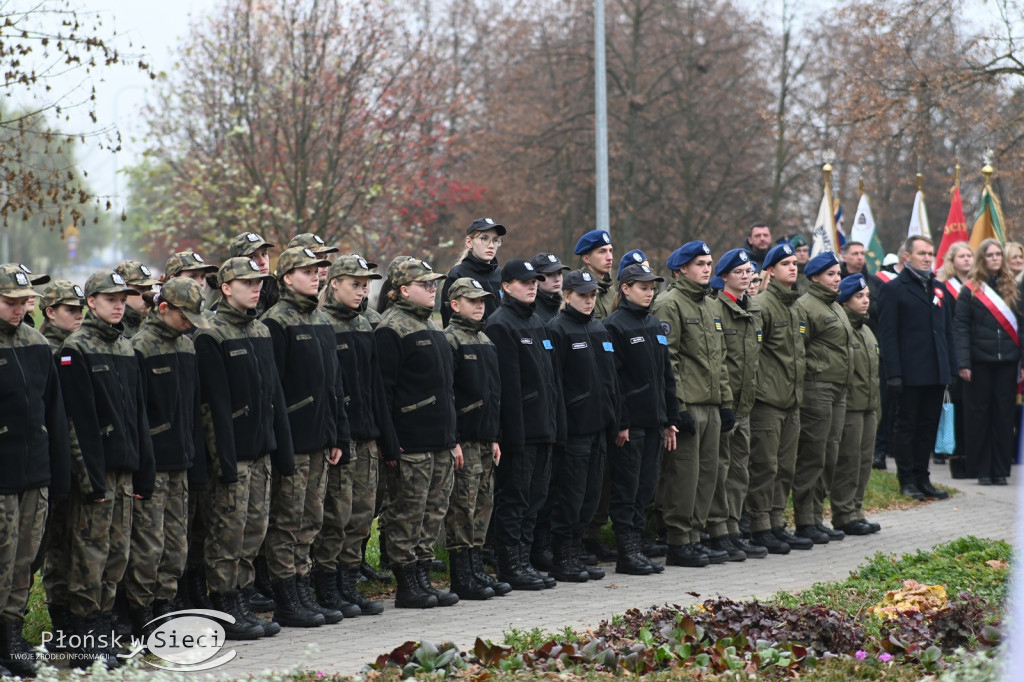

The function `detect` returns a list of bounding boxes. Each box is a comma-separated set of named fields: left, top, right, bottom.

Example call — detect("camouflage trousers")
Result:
left=313, top=441, right=379, bottom=571
left=444, top=441, right=496, bottom=552
left=124, top=471, right=188, bottom=607
left=67, top=471, right=133, bottom=616
left=384, top=450, right=454, bottom=566
left=0, top=487, right=48, bottom=620
left=205, top=457, right=271, bottom=593
left=266, top=451, right=329, bottom=581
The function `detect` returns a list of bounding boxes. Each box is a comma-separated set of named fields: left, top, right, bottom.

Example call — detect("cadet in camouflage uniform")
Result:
left=196, top=258, right=295, bottom=639
left=313, top=254, right=392, bottom=616
left=746, top=243, right=810, bottom=555
left=262, top=247, right=351, bottom=627
left=164, top=250, right=218, bottom=293
left=124, top=279, right=207, bottom=634
left=443, top=277, right=507, bottom=600
left=0, top=265, right=71, bottom=677
left=375, top=258, right=458, bottom=609
left=114, top=260, right=160, bottom=338
left=228, top=232, right=278, bottom=315
left=833, top=275, right=882, bottom=536
left=704, top=250, right=767, bottom=561
left=793, top=252, right=854, bottom=544
left=652, top=242, right=733, bottom=568
left=56, top=269, right=155, bottom=668
left=287, top=233, right=339, bottom=291
left=39, top=280, right=86, bottom=349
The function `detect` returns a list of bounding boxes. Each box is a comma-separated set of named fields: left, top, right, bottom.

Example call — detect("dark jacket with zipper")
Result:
left=440, top=253, right=502, bottom=326
left=953, top=278, right=1023, bottom=368
left=375, top=298, right=457, bottom=456
left=444, top=313, right=501, bottom=443
left=321, top=299, right=399, bottom=455
left=603, top=298, right=680, bottom=431
left=194, top=302, right=295, bottom=483
left=0, top=318, right=71, bottom=498
left=534, top=291, right=562, bottom=324
left=262, top=288, right=351, bottom=458
left=58, top=312, right=155, bottom=498
left=546, top=304, right=617, bottom=436
left=484, top=296, right=560, bottom=451
left=131, top=313, right=202, bottom=474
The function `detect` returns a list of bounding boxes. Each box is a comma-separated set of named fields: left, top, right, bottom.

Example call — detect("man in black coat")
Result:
left=877, top=236, right=956, bottom=501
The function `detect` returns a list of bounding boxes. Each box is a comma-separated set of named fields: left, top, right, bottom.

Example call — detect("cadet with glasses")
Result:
left=440, top=218, right=507, bottom=326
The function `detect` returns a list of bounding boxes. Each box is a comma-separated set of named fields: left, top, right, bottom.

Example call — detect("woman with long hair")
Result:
left=953, top=238, right=1023, bottom=485
left=439, top=218, right=506, bottom=326
left=935, top=241, right=974, bottom=466
left=1004, top=241, right=1024, bottom=282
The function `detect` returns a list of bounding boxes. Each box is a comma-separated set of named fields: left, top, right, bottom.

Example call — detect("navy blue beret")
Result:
left=708, top=276, right=725, bottom=291
left=666, top=241, right=711, bottom=270
left=574, top=229, right=612, bottom=255
left=805, top=251, right=841, bottom=277
left=715, top=248, right=752, bottom=276
left=617, top=249, right=647, bottom=279
left=763, top=242, right=797, bottom=269
left=837, top=274, right=868, bottom=303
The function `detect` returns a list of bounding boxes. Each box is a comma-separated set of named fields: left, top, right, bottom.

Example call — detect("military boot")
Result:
left=520, top=542, right=556, bottom=588
left=750, top=530, right=790, bottom=555
left=496, top=545, right=545, bottom=590
left=271, top=577, right=325, bottom=628
left=69, top=613, right=121, bottom=670
left=530, top=528, right=554, bottom=572
left=186, top=565, right=215, bottom=609
left=666, top=543, right=710, bottom=568
left=573, top=537, right=605, bottom=580
left=449, top=550, right=494, bottom=600
left=707, top=535, right=746, bottom=562
left=416, top=561, right=459, bottom=606
left=253, top=555, right=277, bottom=609
left=338, top=566, right=384, bottom=615
left=312, top=569, right=360, bottom=618
left=296, top=574, right=344, bottom=624
left=377, top=529, right=391, bottom=570
left=470, top=548, right=511, bottom=596
left=730, top=533, right=768, bottom=559
left=243, top=584, right=276, bottom=612
left=360, top=537, right=393, bottom=583
left=550, top=542, right=588, bottom=582
left=1, top=616, right=41, bottom=677
left=127, top=601, right=154, bottom=639
left=615, top=533, right=653, bottom=575
left=209, top=590, right=264, bottom=640
left=634, top=530, right=664, bottom=573
left=233, top=588, right=280, bottom=637
left=394, top=563, right=437, bottom=609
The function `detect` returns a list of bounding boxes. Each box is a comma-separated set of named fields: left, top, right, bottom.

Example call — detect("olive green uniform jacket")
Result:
left=752, top=280, right=805, bottom=410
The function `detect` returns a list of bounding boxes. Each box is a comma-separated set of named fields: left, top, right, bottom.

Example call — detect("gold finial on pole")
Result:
left=982, top=148, right=994, bottom=188
left=954, top=158, right=961, bottom=189
left=916, top=173, right=923, bottom=191
left=858, top=177, right=865, bottom=196
left=822, top=149, right=835, bottom=185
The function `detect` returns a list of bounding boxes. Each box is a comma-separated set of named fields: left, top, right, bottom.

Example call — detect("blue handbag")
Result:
left=934, top=390, right=956, bottom=455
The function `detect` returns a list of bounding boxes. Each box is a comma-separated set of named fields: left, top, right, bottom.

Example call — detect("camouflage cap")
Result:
left=115, top=260, right=160, bottom=287
left=0, top=263, right=45, bottom=298
left=449, top=277, right=493, bottom=300
left=287, top=233, right=339, bottom=255
left=229, top=232, right=276, bottom=258
left=159, top=277, right=210, bottom=329
left=328, top=254, right=382, bottom=281
left=165, top=251, right=218, bottom=278
left=85, top=269, right=141, bottom=297
left=15, top=263, right=50, bottom=287
left=385, top=256, right=416, bottom=281
left=40, top=279, right=86, bottom=309
left=390, top=257, right=445, bottom=288
left=276, top=247, right=331, bottom=278
left=219, top=257, right=276, bottom=285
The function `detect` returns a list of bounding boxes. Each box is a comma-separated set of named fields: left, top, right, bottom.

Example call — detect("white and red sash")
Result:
left=943, top=278, right=963, bottom=300
left=967, top=282, right=1019, bottom=346
left=876, top=270, right=895, bottom=283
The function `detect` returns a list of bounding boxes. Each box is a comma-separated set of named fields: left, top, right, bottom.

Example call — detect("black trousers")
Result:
left=608, top=427, right=663, bottom=538
left=493, top=443, right=552, bottom=547
left=964, top=362, right=1017, bottom=480
left=891, top=384, right=944, bottom=487
left=548, top=432, right=605, bottom=543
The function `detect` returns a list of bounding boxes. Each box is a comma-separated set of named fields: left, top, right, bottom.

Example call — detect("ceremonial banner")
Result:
left=907, top=189, right=931, bottom=239
left=937, top=186, right=970, bottom=266
left=969, top=185, right=1007, bottom=250
left=810, top=184, right=839, bottom=257
left=851, top=192, right=886, bottom=274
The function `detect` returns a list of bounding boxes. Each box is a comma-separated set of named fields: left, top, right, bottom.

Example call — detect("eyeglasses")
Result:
left=474, top=235, right=503, bottom=247
left=412, top=281, right=437, bottom=292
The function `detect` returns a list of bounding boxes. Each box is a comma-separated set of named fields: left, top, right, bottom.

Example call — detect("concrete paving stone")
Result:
left=214, top=464, right=1017, bottom=677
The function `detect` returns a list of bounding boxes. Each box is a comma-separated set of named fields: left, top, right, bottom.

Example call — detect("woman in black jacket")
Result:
left=439, top=218, right=506, bottom=326
left=603, top=264, right=680, bottom=575
left=954, top=238, right=1023, bottom=485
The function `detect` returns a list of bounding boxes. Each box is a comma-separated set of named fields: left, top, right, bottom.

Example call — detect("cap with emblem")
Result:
left=115, top=260, right=160, bottom=287
left=562, top=269, right=601, bottom=293
left=763, top=242, right=797, bottom=270
left=159, top=277, right=211, bottom=329
left=619, top=263, right=664, bottom=283
left=530, top=253, right=570, bottom=274
left=85, top=269, right=141, bottom=297
left=666, top=241, right=712, bottom=270
left=804, top=251, right=841, bottom=277
left=386, top=256, right=416, bottom=282
left=219, top=257, right=275, bottom=285
left=40, top=279, right=86, bottom=309
left=16, top=263, right=50, bottom=287
left=391, top=258, right=446, bottom=288
left=229, top=232, right=276, bottom=258
left=501, top=259, right=545, bottom=283
left=328, top=254, right=382, bottom=281
left=617, top=249, right=647, bottom=279
left=0, top=263, right=45, bottom=298
left=165, top=251, right=218, bottom=279
left=788, top=234, right=809, bottom=249
left=466, top=217, right=507, bottom=237
left=275, top=247, right=331, bottom=278
left=715, top=248, right=753, bottom=276
left=837, top=274, right=868, bottom=303
left=287, top=233, right=340, bottom=255
left=449, top=277, right=493, bottom=300
left=574, top=229, right=612, bottom=255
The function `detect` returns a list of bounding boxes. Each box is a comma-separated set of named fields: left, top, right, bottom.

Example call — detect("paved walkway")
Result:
left=216, top=465, right=1018, bottom=678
